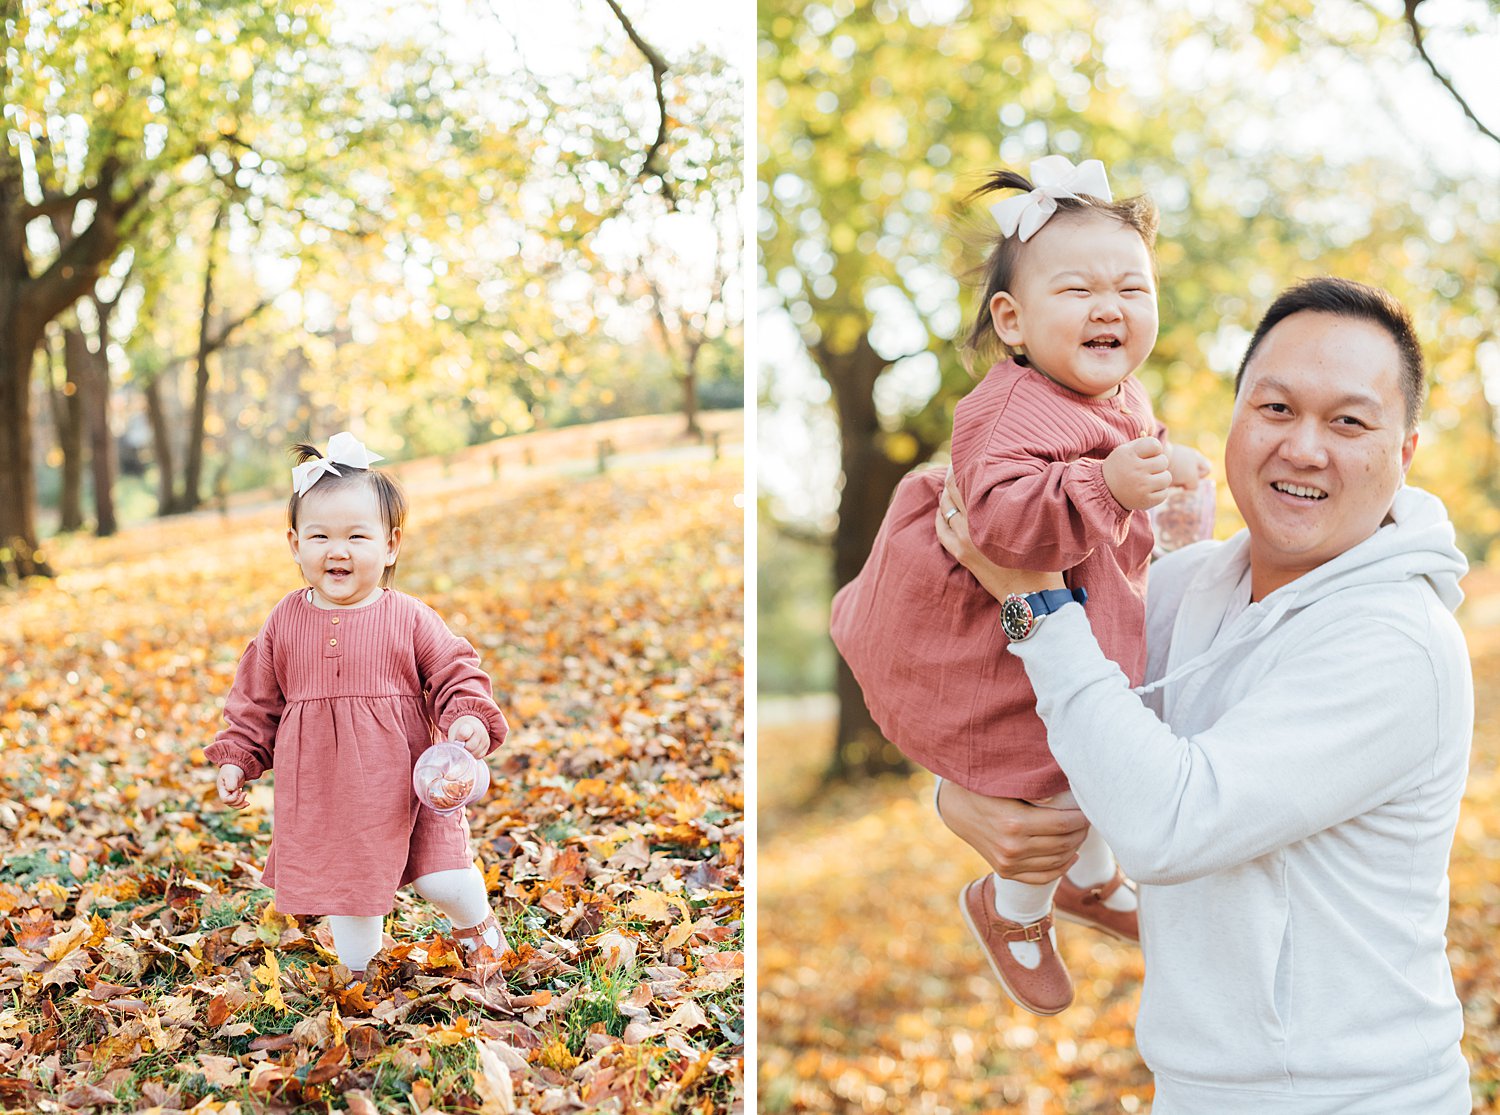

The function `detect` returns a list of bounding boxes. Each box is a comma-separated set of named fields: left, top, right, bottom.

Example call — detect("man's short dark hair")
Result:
left=1235, top=277, right=1425, bottom=430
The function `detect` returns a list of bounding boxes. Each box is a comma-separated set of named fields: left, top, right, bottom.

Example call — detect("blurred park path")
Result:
left=758, top=566, right=1500, bottom=1114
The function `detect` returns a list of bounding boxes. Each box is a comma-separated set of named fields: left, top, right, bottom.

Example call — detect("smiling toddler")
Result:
left=205, top=433, right=510, bottom=980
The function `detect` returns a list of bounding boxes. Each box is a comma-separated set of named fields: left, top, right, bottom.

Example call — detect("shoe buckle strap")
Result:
left=451, top=914, right=499, bottom=941
left=1081, top=869, right=1126, bottom=906
left=1002, top=914, right=1051, bottom=943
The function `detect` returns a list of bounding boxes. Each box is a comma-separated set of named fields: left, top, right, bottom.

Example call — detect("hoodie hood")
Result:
left=1139, top=485, right=1467, bottom=697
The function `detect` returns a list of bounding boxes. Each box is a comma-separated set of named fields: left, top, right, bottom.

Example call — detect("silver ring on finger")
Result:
left=944, top=506, right=960, bottom=522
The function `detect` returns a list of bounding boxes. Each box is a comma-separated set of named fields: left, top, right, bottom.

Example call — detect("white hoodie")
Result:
left=1011, top=486, right=1473, bottom=1113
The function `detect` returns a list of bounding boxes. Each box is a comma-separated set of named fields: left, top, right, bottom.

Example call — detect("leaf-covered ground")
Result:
left=759, top=567, right=1500, bottom=1113
left=0, top=448, right=744, bottom=1113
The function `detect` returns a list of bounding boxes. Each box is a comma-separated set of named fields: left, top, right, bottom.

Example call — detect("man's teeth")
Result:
left=1273, top=482, right=1327, bottom=499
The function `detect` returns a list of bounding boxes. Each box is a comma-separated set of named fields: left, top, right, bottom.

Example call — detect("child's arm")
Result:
left=414, top=606, right=509, bottom=757
left=204, top=632, right=284, bottom=799
left=958, top=447, right=1159, bottom=571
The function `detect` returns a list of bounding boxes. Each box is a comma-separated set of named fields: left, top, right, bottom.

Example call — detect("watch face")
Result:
left=1001, top=595, right=1034, bottom=640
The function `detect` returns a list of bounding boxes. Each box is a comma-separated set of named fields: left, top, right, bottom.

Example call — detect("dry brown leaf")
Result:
left=591, top=929, right=638, bottom=972
left=473, top=1038, right=518, bottom=1114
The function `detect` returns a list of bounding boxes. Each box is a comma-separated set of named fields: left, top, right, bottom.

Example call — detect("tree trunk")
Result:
left=50, top=329, right=86, bottom=532
left=182, top=202, right=225, bottom=514
left=0, top=328, right=51, bottom=579
left=82, top=297, right=119, bottom=536
left=0, top=180, right=52, bottom=580
left=0, top=147, right=140, bottom=581
left=143, top=373, right=180, bottom=516
left=818, top=330, right=936, bottom=782
left=680, top=338, right=703, bottom=440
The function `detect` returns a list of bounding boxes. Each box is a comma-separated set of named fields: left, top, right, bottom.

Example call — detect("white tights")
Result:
left=327, top=866, right=498, bottom=973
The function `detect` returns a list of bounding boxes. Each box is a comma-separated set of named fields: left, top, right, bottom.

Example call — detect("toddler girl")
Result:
left=830, top=157, right=1208, bottom=1015
left=206, top=432, right=509, bottom=979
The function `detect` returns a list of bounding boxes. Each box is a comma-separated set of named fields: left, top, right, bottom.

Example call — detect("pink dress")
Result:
left=204, top=589, right=508, bottom=916
left=830, top=359, right=1162, bottom=799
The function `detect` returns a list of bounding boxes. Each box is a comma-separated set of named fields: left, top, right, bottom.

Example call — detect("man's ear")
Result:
left=1400, top=428, right=1418, bottom=476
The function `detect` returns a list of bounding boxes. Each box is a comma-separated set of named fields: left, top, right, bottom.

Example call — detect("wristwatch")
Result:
left=1001, top=587, right=1087, bottom=641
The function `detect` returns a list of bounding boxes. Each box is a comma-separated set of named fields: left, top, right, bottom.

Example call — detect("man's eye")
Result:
left=1261, top=403, right=1290, bottom=415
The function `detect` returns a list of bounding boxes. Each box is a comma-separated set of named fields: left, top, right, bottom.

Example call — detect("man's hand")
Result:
left=937, top=469, right=1065, bottom=600
left=937, top=780, right=1090, bottom=884
left=217, top=764, right=249, bottom=809
left=1166, top=443, right=1212, bottom=490
left=449, top=715, right=490, bottom=757
left=1103, top=437, right=1172, bottom=510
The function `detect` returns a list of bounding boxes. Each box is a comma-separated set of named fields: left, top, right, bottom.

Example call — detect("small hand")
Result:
left=1167, top=443, right=1212, bottom=491
left=1103, top=437, right=1172, bottom=510
left=449, top=715, right=490, bottom=757
left=217, top=764, right=249, bottom=810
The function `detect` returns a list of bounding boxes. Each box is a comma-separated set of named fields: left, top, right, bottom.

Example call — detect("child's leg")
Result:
left=327, top=914, right=384, bottom=974
left=935, top=777, right=1061, bottom=967
left=1051, top=791, right=1136, bottom=914
left=411, top=867, right=508, bottom=952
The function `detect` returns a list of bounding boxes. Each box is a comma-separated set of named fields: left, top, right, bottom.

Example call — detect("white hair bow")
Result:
left=291, top=432, right=385, bottom=496
left=990, top=155, right=1113, bottom=243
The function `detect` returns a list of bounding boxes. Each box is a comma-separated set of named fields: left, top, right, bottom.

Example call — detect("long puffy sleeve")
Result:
left=958, top=452, right=1133, bottom=572
left=204, top=632, right=284, bottom=781
left=413, top=604, right=508, bottom=754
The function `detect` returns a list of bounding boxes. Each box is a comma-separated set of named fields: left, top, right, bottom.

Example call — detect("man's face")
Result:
left=1226, top=310, right=1417, bottom=600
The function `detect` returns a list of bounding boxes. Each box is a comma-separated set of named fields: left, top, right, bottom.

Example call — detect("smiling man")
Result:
left=935, top=277, right=1474, bottom=1113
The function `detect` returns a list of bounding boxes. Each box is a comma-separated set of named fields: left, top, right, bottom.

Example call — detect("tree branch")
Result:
left=205, top=295, right=275, bottom=353
left=24, top=159, right=150, bottom=327
left=18, top=182, right=112, bottom=225
left=600, top=0, right=677, bottom=205
left=1403, top=0, right=1500, bottom=146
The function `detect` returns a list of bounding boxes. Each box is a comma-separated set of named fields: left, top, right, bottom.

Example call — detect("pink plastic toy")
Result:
left=412, top=742, right=491, bottom=816
left=1150, top=479, right=1216, bottom=556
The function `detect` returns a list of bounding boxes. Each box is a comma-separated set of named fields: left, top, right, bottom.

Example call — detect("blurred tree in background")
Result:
left=757, top=0, right=1500, bottom=779
left=1, top=0, right=742, bottom=581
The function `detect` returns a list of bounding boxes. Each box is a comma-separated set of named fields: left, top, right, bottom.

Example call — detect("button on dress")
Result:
left=205, top=589, right=509, bottom=916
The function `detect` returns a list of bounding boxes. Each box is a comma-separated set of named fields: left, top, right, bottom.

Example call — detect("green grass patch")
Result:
left=562, top=960, right=641, bottom=1056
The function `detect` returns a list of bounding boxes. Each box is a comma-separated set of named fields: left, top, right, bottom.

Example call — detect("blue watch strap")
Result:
left=1028, top=587, right=1087, bottom=617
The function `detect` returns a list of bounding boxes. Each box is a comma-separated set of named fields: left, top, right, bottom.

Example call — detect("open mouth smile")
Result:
left=1083, top=335, right=1122, bottom=350
left=1271, top=481, right=1328, bottom=501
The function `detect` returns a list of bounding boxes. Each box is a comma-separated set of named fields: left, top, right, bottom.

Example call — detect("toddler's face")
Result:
left=287, top=483, right=401, bottom=608
left=989, top=212, right=1158, bottom=398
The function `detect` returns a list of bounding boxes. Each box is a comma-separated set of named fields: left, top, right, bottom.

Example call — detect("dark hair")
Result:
left=1235, top=278, right=1425, bottom=431
left=962, top=168, right=1160, bottom=369
left=287, top=442, right=408, bottom=587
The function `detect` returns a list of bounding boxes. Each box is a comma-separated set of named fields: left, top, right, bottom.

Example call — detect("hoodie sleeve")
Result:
left=1010, top=603, right=1459, bottom=885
